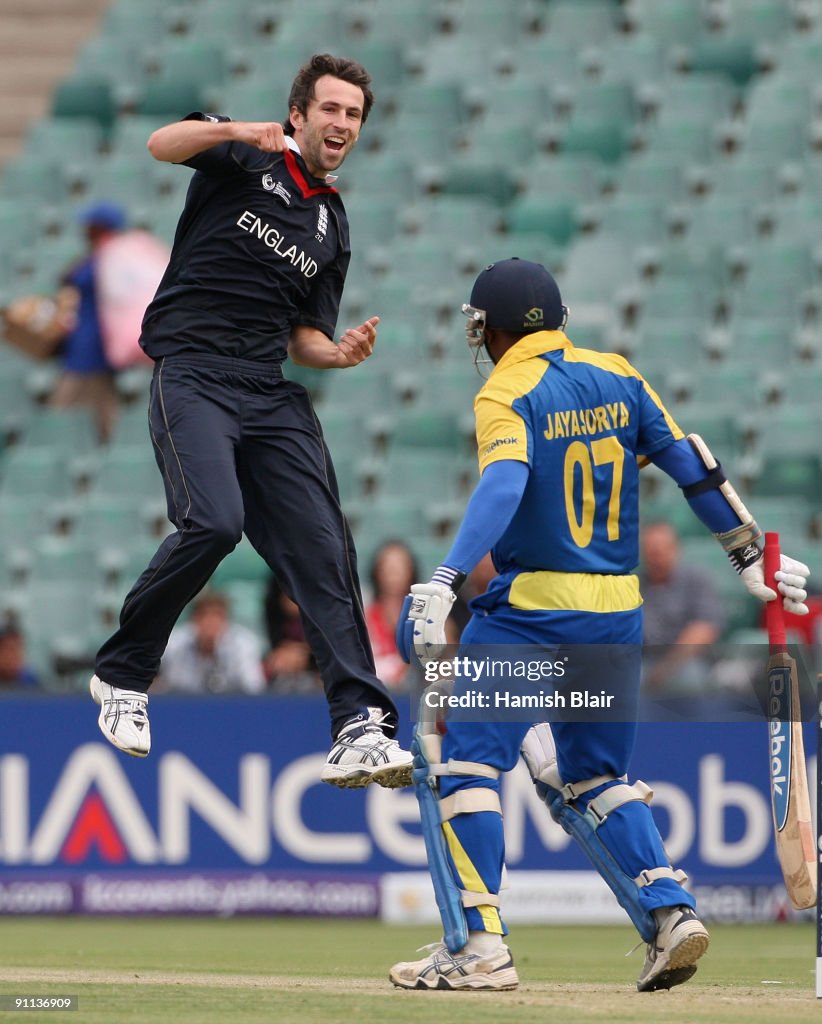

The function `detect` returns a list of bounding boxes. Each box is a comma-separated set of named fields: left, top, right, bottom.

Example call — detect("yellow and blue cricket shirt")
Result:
left=474, top=331, right=683, bottom=615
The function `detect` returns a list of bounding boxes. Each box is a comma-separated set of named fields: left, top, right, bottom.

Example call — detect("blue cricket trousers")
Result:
left=95, top=354, right=397, bottom=737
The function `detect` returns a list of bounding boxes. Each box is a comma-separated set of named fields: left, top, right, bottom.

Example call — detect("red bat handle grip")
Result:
left=764, top=531, right=786, bottom=649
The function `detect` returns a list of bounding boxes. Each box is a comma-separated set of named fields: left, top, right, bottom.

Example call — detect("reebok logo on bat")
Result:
left=767, top=667, right=792, bottom=830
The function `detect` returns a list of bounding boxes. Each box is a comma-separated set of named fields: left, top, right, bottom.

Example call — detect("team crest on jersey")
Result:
left=262, top=174, right=292, bottom=205
left=316, top=203, right=328, bottom=243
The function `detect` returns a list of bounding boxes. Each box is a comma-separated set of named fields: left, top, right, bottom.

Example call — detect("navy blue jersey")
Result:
left=140, top=114, right=351, bottom=364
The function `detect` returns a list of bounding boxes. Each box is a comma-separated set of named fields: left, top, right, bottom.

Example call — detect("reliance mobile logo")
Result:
left=767, top=666, right=792, bottom=832
left=0, top=743, right=794, bottom=872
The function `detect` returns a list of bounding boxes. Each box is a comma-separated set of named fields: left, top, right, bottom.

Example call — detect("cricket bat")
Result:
left=764, top=532, right=816, bottom=910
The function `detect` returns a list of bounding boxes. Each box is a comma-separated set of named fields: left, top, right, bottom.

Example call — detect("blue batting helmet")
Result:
left=468, top=258, right=566, bottom=333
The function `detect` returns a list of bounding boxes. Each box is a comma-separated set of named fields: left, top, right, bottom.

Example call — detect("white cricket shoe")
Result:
left=637, top=906, right=710, bottom=992
left=90, top=675, right=151, bottom=758
left=321, top=707, right=413, bottom=788
left=390, top=942, right=519, bottom=991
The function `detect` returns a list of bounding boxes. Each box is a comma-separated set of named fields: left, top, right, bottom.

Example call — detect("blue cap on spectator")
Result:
left=77, top=201, right=127, bottom=231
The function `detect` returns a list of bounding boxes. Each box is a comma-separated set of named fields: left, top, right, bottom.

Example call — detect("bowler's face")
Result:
left=290, top=75, right=364, bottom=178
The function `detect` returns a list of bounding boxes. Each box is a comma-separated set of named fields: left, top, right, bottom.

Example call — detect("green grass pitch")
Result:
left=0, top=918, right=816, bottom=1024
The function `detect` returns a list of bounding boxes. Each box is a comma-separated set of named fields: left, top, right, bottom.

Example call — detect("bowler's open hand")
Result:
left=336, top=315, right=379, bottom=366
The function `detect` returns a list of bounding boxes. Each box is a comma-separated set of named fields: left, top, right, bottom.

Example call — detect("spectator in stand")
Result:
left=0, top=620, right=40, bottom=689
left=263, top=575, right=321, bottom=694
left=639, top=521, right=724, bottom=693
left=365, top=540, right=419, bottom=691
left=159, top=589, right=265, bottom=694
left=49, top=201, right=126, bottom=442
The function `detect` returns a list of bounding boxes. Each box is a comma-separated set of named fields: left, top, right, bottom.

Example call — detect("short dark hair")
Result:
left=192, top=590, right=229, bottom=616
left=284, top=53, right=374, bottom=135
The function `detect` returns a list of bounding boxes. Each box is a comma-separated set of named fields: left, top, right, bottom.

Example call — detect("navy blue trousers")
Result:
left=95, top=355, right=397, bottom=738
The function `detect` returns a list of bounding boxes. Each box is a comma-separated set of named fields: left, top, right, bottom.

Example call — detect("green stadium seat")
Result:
left=396, top=81, right=469, bottom=124
left=52, top=77, right=118, bottom=135
left=561, top=81, right=637, bottom=123
left=342, top=152, right=416, bottom=201
left=506, top=194, right=578, bottom=246
left=746, top=74, right=813, bottom=123
left=557, top=114, right=632, bottom=164
left=406, top=366, right=482, bottom=413
left=634, top=319, right=707, bottom=369
left=460, top=121, right=540, bottom=165
left=367, top=495, right=433, bottom=543
left=671, top=403, right=742, bottom=457
left=19, top=408, right=98, bottom=455
left=684, top=39, right=760, bottom=88
left=583, top=33, right=665, bottom=85
left=0, top=495, right=49, bottom=549
left=682, top=197, right=758, bottom=248
left=142, top=39, right=229, bottom=87
left=714, top=318, right=793, bottom=366
left=219, top=579, right=266, bottom=637
left=545, top=1, right=620, bottom=45
left=341, top=40, right=410, bottom=91
left=355, top=0, right=440, bottom=46
left=388, top=114, right=452, bottom=161
left=563, top=235, right=639, bottom=310
left=384, top=409, right=468, bottom=450
left=523, top=154, right=606, bottom=201
left=640, top=111, right=718, bottom=160
left=624, top=0, right=705, bottom=43
left=743, top=112, right=810, bottom=160
left=217, top=76, right=292, bottom=123
left=512, top=38, right=586, bottom=85
left=443, top=0, right=536, bottom=44
left=16, top=579, right=101, bottom=679
left=714, top=0, right=792, bottom=43
left=29, top=535, right=98, bottom=582
left=778, top=34, right=822, bottom=78
left=640, top=277, right=722, bottom=325
left=374, top=448, right=473, bottom=504
left=655, top=75, right=736, bottom=120
left=418, top=38, right=497, bottom=85
left=0, top=156, right=68, bottom=203
left=107, top=116, right=170, bottom=157
left=595, top=196, right=668, bottom=245
left=90, top=446, right=164, bottom=501
left=24, top=117, right=105, bottom=162
left=768, top=195, right=822, bottom=243
left=0, top=449, right=71, bottom=500
left=74, top=37, right=143, bottom=96
left=618, top=153, right=687, bottom=201
left=102, top=0, right=170, bottom=39
left=708, top=157, right=782, bottom=202
left=435, top=156, right=521, bottom=207
left=404, top=196, right=503, bottom=237
left=749, top=453, right=822, bottom=502
left=468, top=80, right=550, bottom=123
left=135, top=77, right=206, bottom=119
left=75, top=494, right=159, bottom=549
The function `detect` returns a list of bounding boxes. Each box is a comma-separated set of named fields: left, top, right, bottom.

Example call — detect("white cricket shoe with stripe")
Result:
left=390, top=942, right=519, bottom=991
left=321, top=707, right=413, bottom=788
left=90, top=675, right=151, bottom=758
left=637, top=906, right=710, bottom=992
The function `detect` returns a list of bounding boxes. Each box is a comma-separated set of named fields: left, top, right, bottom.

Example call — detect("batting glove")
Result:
left=407, top=582, right=458, bottom=661
left=734, top=550, right=810, bottom=615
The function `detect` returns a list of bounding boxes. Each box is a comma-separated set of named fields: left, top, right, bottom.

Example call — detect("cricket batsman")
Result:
left=389, top=258, right=810, bottom=991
